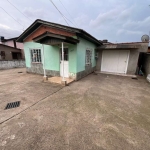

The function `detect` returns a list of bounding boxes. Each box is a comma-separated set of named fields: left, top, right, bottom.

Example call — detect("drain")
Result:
left=18, top=72, right=23, bottom=73
left=5, top=101, right=20, bottom=110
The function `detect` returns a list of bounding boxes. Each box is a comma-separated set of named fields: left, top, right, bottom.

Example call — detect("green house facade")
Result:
left=17, top=19, right=102, bottom=80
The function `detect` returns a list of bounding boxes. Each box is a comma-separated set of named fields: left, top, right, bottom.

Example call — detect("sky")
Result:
left=0, top=0, right=150, bottom=43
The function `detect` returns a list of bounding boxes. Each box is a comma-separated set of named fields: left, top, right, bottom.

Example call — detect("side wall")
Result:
left=127, top=50, right=139, bottom=74
left=76, top=37, right=97, bottom=80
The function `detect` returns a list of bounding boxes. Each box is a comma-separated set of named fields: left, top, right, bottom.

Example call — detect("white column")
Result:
left=42, top=44, right=46, bottom=77
left=61, top=42, right=65, bottom=81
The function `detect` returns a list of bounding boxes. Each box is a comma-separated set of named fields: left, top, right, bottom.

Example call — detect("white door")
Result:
left=60, top=48, right=69, bottom=78
left=101, top=50, right=129, bottom=74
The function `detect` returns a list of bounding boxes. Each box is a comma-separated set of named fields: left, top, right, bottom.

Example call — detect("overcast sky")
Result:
left=0, top=0, right=150, bottom=43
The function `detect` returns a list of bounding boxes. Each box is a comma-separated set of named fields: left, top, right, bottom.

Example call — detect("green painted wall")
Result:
left=24, top=38, right=96, bottom=75
left=68, top=44, right=77, bottom=74
left=76, top=37, right=96, bottom=72
left=24, top=42, right=59, bottom=71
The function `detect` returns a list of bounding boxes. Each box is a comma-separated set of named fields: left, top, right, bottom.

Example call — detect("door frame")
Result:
left=101, top=50, right=130, bottom=74
left=59, top=47, right=69, bottom=77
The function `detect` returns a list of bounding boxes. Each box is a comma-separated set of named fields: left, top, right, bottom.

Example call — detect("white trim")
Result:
left=30, top=48, right=42, bottom=63
left=125, top=50, right=130, bottom=74
left=101, top=50, right=130, bottom=74
left=42, top=44, right=46, bottom=77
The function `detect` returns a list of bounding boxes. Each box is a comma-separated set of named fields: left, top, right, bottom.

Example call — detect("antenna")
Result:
left=141, top=34, right=149, bottom=42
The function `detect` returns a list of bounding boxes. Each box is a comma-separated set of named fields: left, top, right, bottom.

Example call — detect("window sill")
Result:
left=31, top=62, right=42, bottom=64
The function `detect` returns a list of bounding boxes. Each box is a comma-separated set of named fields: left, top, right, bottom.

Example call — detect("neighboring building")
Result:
left=139, top=46, right=150, bottom=77
left=0, top=36, right=25, bottom=59
left=17, top=19, right=102, bottom=80
left=96, top=41, right=149, bottom=75
left=16, top=19, right=149, bottom=80
left=0, top=44, right=23, bottom=60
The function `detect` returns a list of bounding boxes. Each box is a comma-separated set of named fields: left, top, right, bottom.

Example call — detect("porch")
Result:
left=32, top=31, right=79, bottom=85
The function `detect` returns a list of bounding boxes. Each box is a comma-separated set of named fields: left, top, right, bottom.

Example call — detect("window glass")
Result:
left=60, top=48, right=68, bottom=61
left=31, top=49, right=41, bottom=62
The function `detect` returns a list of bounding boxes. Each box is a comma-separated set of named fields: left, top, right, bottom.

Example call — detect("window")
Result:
left=0, top=51, right=5, bottom=60
left=85, top=49, right=92, bottom=65
left=31, top=49, right=41, bottom=63
left=12, top=52, right=21, bottom=60
left=60, top=48, right=68, bottom=61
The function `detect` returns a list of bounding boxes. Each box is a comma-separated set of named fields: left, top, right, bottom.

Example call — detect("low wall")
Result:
left=0, top=60, right=25, bottom=69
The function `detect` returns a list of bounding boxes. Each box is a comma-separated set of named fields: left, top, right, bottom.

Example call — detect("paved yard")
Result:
left=0, top=69, right=150, bottom=150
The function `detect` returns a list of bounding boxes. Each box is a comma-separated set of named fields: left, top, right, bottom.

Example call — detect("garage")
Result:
left=101, top=50, right=129, bottom=74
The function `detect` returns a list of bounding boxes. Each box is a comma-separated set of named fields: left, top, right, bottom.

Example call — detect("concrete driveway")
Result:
left=0, top=68, right=62, bottom=124
left=0, top=69, right=150, bottom=150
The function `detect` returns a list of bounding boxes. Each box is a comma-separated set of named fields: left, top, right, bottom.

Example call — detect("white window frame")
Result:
left=30, top=49, right=42, bottom=63
left=85, top=49, right=92, bottom=65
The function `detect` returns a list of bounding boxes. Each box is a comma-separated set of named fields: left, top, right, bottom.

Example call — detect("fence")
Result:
left=0, top=60, right=25, bottom=69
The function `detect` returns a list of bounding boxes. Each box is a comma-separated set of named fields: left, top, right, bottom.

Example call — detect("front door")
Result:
left=60, top=48, right=69, bottom=77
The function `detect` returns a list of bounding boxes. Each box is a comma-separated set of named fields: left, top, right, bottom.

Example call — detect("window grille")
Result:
left=85, top=49, right=92, bottom=65
left=31, top=49, right=41, bottom=63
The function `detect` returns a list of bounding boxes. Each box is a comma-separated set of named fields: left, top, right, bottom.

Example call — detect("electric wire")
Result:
left=49, top=0, right=70, bottom=26
left=6, top=0, right=33, bottom=22
left=59, top=0, right=78, bottom=27
left=0, top=6, right=24, bottom=31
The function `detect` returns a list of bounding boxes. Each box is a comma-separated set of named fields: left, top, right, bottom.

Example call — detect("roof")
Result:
left=33, top=31, right=79, bottom=45
left=0, top=43, right=21, bottom=50
left=2, top=37, right=18, bottom=42
left=96, top=41, right=148, bottom=50
left=16, top=19, right=102, bottom=45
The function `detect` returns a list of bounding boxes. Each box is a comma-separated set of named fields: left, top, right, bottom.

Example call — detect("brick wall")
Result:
left=24, top=25, right=76, bottom=42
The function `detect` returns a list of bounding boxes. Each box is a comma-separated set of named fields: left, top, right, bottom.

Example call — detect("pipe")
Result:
left=42, top=44, right=46, bottom=77
left=62, top=42, right=65, bottom=81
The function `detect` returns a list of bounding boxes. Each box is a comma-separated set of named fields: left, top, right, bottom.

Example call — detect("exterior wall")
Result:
left=76, top=37, right=97, bottom=80
left=3, top=40, right=24, bottom=51
left=24, top=38, right=96, bottom=80
left=4, top=40, right=14, bottom=47
left=96, top=50, right=102, bottom=71
left=24, top=42, right=60, bottom=76
left=0, top=44, right=22, bottom=60
left=3, top=40, right=24, bottom=59
left=24, top=25, right=76, bottom=42
left=24, top=42, right=78, bottom=78
left=127, top=50, right=139, bottom=74
left=68, top=44, right=77, bottom=79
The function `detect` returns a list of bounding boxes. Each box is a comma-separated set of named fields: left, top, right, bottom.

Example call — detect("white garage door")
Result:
left=101, top=50, right=129, bottom=74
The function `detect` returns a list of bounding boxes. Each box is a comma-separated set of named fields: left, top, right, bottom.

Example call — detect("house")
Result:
left=17, top=19, right=102, bottom=80
left=0, top=36, right=25, bottom=59
left=96, top=40, right=149, bottom=75
left=16, top=19, right=148, bottom=82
